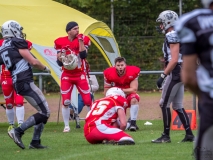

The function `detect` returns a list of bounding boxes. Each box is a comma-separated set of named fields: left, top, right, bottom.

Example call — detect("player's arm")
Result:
left=19, top=49, right=48, bottom=71
left=181, top=54, right=200, bottom=95
left=90, top=75, right=99, bottom=92
left=122, top=78, right=138, bottom=94
left=117, top=108, right=126, bottom=130
left=77, top=34, right=88, bottom=59
left=163, top=43, right=179, bottom=75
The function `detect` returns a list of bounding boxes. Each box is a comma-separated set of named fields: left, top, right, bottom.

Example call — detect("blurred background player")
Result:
left=69, top=74, right=99, bottom=128
left=151, top=10, right=194, bottom=143
left=0, top=20, right=51, bottom=149
left=54, top=21, right=92, bottom=132
left=175, top=0, right=213, bottom=159
left=84, top=87, right=135, bottom=145
left=103, top=57, right=140, bottom=132
left=0, top=39, right=32, bottom=134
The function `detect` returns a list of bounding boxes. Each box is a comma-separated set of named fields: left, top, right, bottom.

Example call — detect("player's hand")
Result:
left=156, top=73, right=167, bottom=89
left=77, top=34, right=84, bottom=41
left=44, top=66, right=51, bottom=73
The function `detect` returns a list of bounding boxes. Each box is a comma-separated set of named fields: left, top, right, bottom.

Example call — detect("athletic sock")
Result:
left=176, top=108, right=193, bottom=135
left=16, top=106, right=25, bottom=124
left=87, top=106, right=90, bottom=112
left=130, top=105, right=139, bottom=121
left=32, top=123, right=44, bottom=140
left=6, top=108, right=15, bottom=125
left=62, top=107, right=70, bottom=127
left=161, top=107, right=171, bottom=136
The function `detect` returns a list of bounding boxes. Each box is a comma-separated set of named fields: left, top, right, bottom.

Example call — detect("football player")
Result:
left=175, top=0, right=213, bottom=159
left=54, top=21, right=92, bottom=132
left=103, top=57, right=140, bottom=131
left=151, top=10, right=194, bottom=143
left=0, top=20, right=50, bottom=149
left=84, top=87, right=135, bottom=145
left=0, top=39, right=32, bottom=134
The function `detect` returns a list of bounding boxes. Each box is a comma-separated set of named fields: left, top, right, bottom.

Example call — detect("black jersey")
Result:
left=0, top=37, right=33, bottom=83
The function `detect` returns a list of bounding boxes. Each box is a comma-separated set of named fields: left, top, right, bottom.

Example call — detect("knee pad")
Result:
left=33, top=113, right=49, bottom=124
left=64, top=99, right=71, bottom=106
left=6, top=103, right=13, bottom=109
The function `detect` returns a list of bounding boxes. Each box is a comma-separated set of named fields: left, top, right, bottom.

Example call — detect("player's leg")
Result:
left=61, top=72, right=73, bottom=132
left=194, top=93, right=213, bottom=160
left=172, top=83, right=194, bottom=142
left=152, top=74, right=175, bottom=143
left=76, top=74, right=92, bottom=112
left=14, top=91, right=25, bottom=126
left=1, top=77, right=15, bottom=135
left=9, top=82, right=50, bottom=149
left=126, top=94, right=140, bottom=131
left=85, top=124, right=135, bottom=145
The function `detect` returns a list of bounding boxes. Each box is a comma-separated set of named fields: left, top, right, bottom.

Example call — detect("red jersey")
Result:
left=54, top=35, right=90, bottom=73
left=85, top=95, right=127, bottom=134
left=103, top=66, right=140, bottom=89
left=0, top=39, right=32, bottom=79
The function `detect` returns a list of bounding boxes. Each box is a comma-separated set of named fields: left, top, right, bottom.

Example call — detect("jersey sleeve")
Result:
left=0, top=39, right=3, bottom=46
left=103, top=68, right=112, bottom=87
left=130, top=66, right=140, bottom=79
left=54, top=38, right=62, bottom=52
left=12, top=38, right=28, bottom=49
left=165, top=30, right=180, bottom=44
left=26, top=40, right=33, bottom=50
left=83, top=36, right=91, bottom=49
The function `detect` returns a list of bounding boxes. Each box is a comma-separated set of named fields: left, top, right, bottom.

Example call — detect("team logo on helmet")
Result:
left=165, top=12, right=173, bottom=20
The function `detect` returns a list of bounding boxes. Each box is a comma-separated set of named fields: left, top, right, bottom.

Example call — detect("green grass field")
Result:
left=0, top=120, right=196, bottom=160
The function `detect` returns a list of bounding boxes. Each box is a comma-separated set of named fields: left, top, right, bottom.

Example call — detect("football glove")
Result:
left=44, top=66, right=51, bottom=73
left=77, top=34, right=84, bottom=41
left=156, top=73, right=167, bottom=89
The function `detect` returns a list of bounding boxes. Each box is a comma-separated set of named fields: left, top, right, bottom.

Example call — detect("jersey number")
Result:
left=1, top=51, right=12, bottom=68
left=91, top=100, right=110, bottom=115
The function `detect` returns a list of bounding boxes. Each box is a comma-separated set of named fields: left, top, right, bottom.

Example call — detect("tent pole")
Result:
left=111, top=0, right=114, bottom=33
left=179, top=0, right=182, bottom=16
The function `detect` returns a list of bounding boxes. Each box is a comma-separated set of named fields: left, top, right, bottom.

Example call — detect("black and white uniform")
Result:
left=160, top=30, right=183, bottom=110
left=176, top=9, right=213, bottom=160
left=0, top=38, right=50, bottom=123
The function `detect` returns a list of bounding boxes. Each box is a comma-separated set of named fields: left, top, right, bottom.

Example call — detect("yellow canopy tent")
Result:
left=0, top=0, right=121, bottom=85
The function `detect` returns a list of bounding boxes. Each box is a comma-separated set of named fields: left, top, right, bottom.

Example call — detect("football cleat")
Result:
left=63, top=126, right=70, bottom=132
left=181, top=134, right=194, bottom=142
left=8, top=124, right=15, bottom=139
left=151, top=133, right=171, bottom=143
left=29, top=140, right=47, bottom=149
left=117, top=140, right=135, bottom=145
left=9, top=128, right=25, bottom=149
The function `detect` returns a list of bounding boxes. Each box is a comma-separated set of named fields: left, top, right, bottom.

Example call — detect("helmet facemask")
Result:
left=1, top=20, right=26, bottom=39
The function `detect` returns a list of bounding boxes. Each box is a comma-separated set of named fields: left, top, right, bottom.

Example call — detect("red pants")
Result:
left=84, top=124, right=133, bottom=144
left=1, top=77, right=24, bottom=108
left=126, top=93, right=140, bottom=108
left=60, top=71, right=92, bottom=106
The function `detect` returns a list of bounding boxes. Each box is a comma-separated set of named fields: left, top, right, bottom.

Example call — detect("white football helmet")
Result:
left=106, top=87, right=126, bottom=98
left=156, top=10, right=178, bottom=34
left=201, top=0, right=213, bottom=8
left=61, top=52, right=78, bottom=70
left=1, top=20, right=26, bottom=39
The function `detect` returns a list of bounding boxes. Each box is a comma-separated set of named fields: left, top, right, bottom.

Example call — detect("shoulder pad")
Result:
left=12, top=38, right=28, bottom=49
left=166, top=30, right=180, bottom=44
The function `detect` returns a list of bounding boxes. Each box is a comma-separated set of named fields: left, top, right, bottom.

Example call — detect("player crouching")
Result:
left=84, top=87, right=135, bottom=145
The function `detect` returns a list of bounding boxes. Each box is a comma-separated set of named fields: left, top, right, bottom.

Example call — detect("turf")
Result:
left=0, top=120, right=196, bottom=160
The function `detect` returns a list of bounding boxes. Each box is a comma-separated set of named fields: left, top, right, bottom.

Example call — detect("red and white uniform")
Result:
left=104, top=66, right=140, bottom=107
left=0, top=39, right=32, bottom=108
left=54, top=35, right=92, bottom=106
left=84, top=95, right=133, bottom=144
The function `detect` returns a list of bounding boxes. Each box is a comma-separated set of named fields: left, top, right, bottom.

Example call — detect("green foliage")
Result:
left=46, top=0, right=202, bottom=92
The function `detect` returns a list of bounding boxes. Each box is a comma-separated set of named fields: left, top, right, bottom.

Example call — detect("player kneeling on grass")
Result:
left=84, top=87, right=135, bottom=145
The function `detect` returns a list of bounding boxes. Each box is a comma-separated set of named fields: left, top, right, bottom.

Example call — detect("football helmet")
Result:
left=106, top=87, right=126, bottom=98
left=1, top=20, right=26, bottom=39
left=61, top=50, right=78, bottom=70
left=201, top=0, right=213, bottom=8
left=156, top=10, right=178, bottom=34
